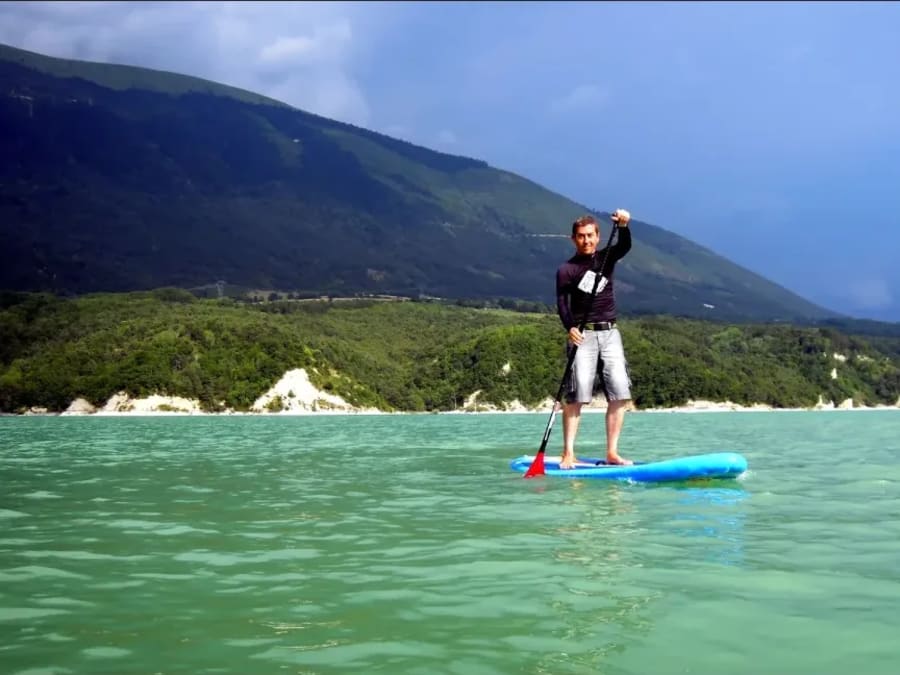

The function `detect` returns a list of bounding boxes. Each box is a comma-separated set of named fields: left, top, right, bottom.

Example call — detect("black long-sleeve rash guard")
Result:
left=555, top=226, right=632, bottom=330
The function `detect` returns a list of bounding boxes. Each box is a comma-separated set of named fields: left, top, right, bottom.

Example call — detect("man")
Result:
left=555, top=209, right=633, bottom=469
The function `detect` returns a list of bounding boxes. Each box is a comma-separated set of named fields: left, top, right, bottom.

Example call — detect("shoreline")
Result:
left=9, top=401, right=899, bottom=418
left=6, top=369, right=898, bottom=418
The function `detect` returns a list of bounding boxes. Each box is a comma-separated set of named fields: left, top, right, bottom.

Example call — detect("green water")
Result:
left=1, top=411, right=899, bottom=674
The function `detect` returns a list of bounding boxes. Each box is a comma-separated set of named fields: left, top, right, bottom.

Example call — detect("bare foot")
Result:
left=606, top=454, right=633, bottom=466
left=559, top=454, right=577, bottom=469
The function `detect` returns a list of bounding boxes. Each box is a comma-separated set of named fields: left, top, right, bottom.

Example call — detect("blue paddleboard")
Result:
left=510, top=452, right=748, bottom=482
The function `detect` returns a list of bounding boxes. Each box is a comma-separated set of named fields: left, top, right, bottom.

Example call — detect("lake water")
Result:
left=2, top=410, right=899, bottom=674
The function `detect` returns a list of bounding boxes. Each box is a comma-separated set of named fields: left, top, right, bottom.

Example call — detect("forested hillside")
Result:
left=2, top=292, right=896, bottom=414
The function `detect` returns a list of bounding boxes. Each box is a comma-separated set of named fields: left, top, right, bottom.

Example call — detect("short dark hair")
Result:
left=571, top=215, right=599, bottom=236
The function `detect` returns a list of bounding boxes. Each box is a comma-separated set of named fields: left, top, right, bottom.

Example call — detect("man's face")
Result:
left=572, top=224, right=599, bottom=256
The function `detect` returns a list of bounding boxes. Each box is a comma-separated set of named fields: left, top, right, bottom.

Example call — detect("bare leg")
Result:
left=561, top=401, right=582, bottom=469
left=605, top=399, right=632, bottom=465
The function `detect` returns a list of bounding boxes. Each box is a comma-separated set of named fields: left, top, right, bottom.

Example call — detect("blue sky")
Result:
left=2, top=1, right=899, bottom=320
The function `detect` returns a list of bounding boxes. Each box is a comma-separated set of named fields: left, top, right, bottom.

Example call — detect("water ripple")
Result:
left=1, top=412, right=898, bottom=674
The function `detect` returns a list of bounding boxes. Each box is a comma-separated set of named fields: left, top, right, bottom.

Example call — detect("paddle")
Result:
left=524, top=216, right=621, bottom=478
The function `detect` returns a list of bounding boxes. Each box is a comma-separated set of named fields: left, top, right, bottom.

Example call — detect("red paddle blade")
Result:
left=523, top=452, right=545, bottom=478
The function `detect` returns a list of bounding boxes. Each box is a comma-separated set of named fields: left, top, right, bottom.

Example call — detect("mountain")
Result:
left=0, top=43, right=839, bottom=322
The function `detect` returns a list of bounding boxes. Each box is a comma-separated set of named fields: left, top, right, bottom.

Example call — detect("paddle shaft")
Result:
left=535, top=223, right=619, bottom=456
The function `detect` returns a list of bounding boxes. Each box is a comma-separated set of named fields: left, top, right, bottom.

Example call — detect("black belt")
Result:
left=588, top=321, right=616, bottom=331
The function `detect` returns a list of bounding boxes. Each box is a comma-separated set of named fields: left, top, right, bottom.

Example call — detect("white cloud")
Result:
left=257, top=21, right=352, bottom=68
left=0, top=1, right=372, bottom=126
left=259, top=35, right=320, bottom=65
left=383, top=124, right=410, bottom=137
left=549, top=84, right=609, bottom=114
left=436, top=129, right=458, bottom=145
left=269, top=72, right=370, bottom=127
left=783, top=42, right=814, bottom=65
left=845, top=278, right=893, bottom=310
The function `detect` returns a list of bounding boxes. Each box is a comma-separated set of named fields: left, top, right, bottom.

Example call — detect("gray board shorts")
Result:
left=565, top=327, right=632, bottom=404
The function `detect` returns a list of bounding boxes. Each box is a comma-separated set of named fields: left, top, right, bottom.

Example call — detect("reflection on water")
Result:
left=531, top=480, right=750, bottom=673
left=668, top=485, right=749, bottom=567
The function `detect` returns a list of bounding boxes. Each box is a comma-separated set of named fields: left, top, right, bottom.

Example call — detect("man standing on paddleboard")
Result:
left=555, top=209, right=633, bottom=469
